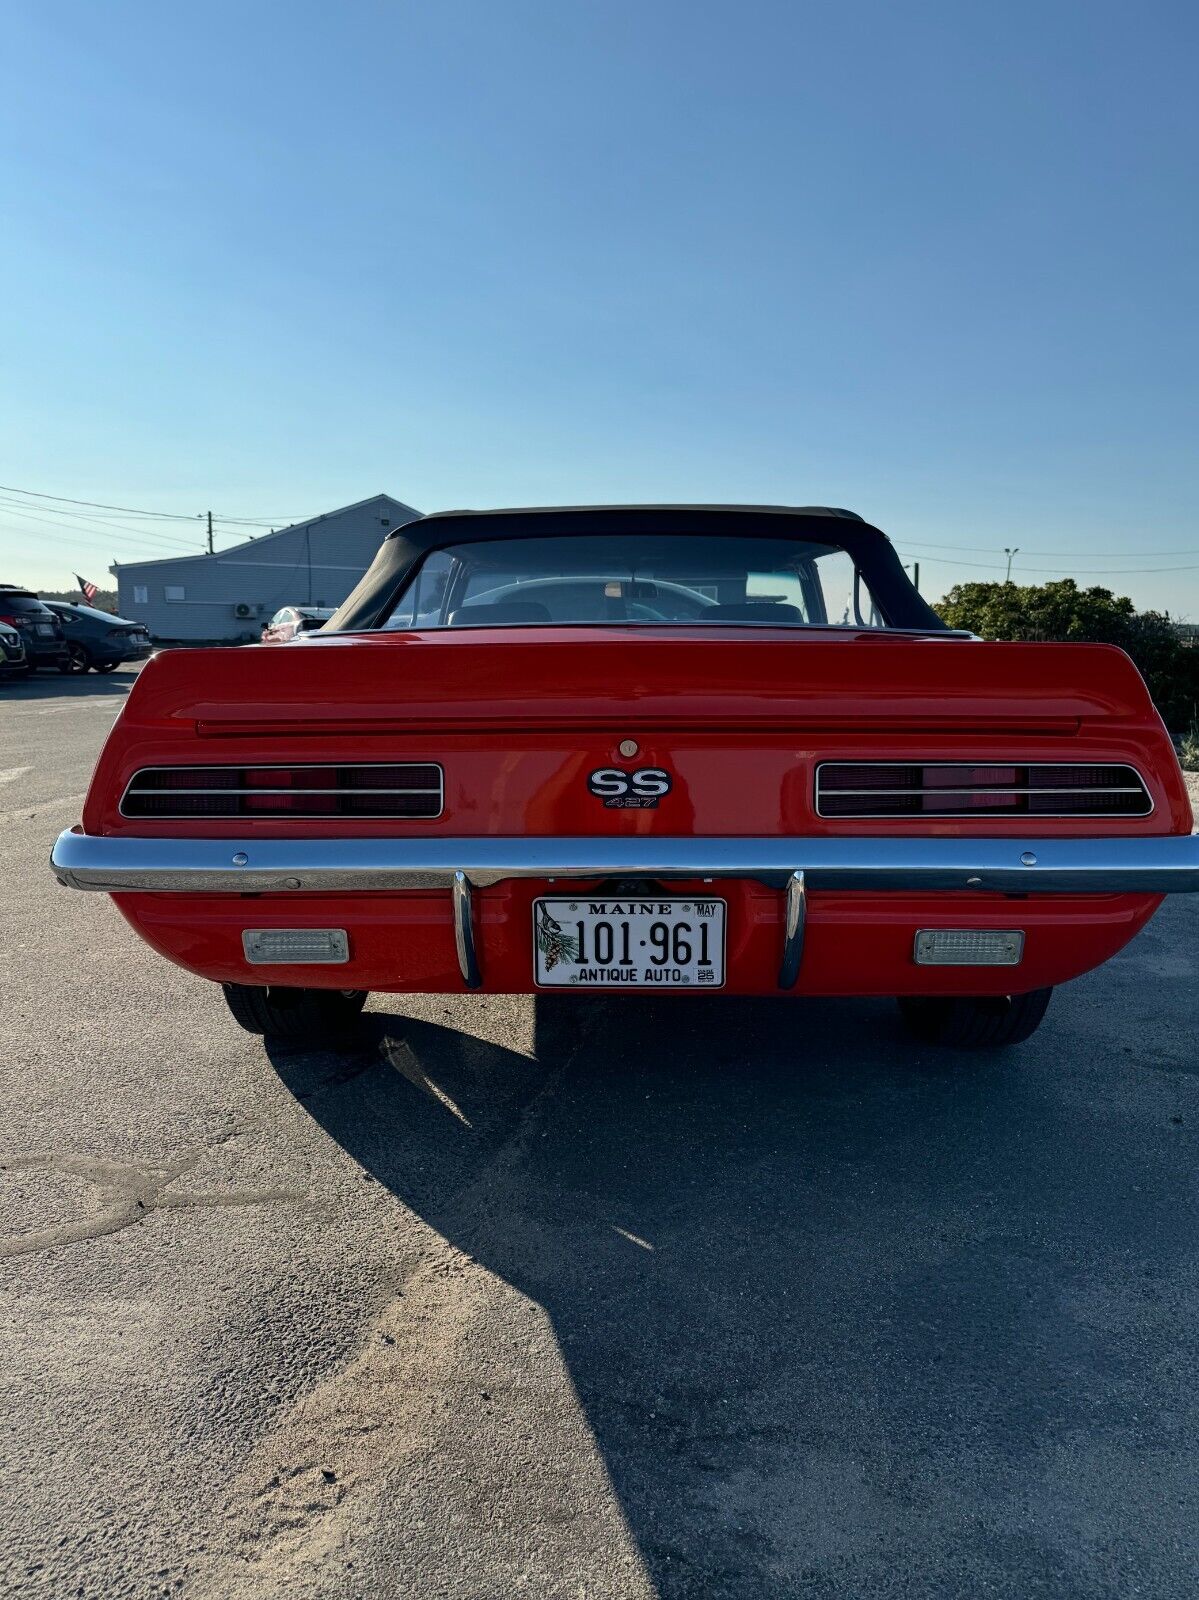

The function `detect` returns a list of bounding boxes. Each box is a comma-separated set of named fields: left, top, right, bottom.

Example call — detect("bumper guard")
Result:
left=51, top=829, right=1199, bottom=992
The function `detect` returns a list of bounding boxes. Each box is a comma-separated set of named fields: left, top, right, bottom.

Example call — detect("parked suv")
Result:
left=0, top=586, right=69, bottom=671
left=43, top=601, right=152, bottom=674
left=0, top=620, right=28, bottom=680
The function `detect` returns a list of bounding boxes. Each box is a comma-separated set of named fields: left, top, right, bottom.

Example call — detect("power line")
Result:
left=0, top=493, right=288, bottom=554
left=895, top=550, right=1199, bottom=575
left=0, top=520, right=205, bottom=563
left=0, top=481, right=305, bottom=525
left=1, top=519, right=197, bottom=558
left=0, top=500, right=203, bottom=553
left=0, top=497, right=202, bottom=550
left=0, top=482, right=202, bottom=523
left=894, top=536, right=1199, bottom=559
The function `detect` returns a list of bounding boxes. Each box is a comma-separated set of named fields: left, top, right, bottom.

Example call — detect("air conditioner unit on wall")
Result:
left=234, top=602, right=255, bottom=619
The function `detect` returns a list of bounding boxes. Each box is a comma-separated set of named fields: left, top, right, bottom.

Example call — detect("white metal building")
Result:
left=112, top=494, right=420, bottom=643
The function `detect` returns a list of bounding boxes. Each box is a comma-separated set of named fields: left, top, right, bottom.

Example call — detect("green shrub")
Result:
left=936, top=579, right=1199, bottom=735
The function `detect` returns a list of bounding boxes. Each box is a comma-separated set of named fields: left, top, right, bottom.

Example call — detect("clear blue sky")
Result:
left=1, top=0, right=1196, bottom=612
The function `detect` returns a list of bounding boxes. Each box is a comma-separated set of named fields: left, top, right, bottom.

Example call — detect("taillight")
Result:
left=120, top=763, right=444, bottom=819
left=816, top=763, right=1152, bottom=818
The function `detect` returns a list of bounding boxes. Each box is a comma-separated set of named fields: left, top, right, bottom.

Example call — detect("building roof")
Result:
left=111, top=494, right=419, bottom=573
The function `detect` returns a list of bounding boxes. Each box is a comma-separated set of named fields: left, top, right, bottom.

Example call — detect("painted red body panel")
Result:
left=87, top=629, right=1192, bottom=997
left=114, top=885, right=1162, bottom=997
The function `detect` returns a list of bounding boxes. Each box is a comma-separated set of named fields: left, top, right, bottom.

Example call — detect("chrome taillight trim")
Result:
left=814, top=761, right=1153, bottom=819
left=124, top=787, right=443, bottom=796
left=119, top=762, right=444, bottom=820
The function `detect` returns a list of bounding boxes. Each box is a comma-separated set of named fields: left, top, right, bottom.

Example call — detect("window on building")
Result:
left=164, top=585, right=185, bottom=602
left=133, top=585, right=148, bottom=605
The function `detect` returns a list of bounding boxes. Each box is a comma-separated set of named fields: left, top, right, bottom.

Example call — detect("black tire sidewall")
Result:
left=222, top=983, right=367, bottom=1041
left=898, top=988, right=1052, bottom=1049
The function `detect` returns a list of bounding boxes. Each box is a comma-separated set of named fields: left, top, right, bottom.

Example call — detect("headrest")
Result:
left=701, top=602, right=803, bottom=623
left=446, top=600, right=553, bottom=626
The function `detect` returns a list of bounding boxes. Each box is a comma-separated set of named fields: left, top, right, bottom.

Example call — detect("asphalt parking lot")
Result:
left=2, top=665, right=1197, bottom=1599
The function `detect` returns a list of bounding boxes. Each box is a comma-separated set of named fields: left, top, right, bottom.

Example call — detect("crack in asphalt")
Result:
left=0, top=1122, right=307, bottom=1258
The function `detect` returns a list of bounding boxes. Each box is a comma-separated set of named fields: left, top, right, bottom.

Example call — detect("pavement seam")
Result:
left=0, top=1122, right=307, bottom=1258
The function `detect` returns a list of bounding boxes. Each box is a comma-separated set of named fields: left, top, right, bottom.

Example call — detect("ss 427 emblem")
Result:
left=587, top=767, right=672, bottom=808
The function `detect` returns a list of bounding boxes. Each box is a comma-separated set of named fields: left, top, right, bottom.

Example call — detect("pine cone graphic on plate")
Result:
left=536, top=905, right=579, bottom=972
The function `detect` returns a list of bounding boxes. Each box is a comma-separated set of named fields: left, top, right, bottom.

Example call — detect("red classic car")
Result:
left=51, top=505, right=1199, bottom=1050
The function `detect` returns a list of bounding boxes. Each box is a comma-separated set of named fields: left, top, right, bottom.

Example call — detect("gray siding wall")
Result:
left=114, top=496, right=418, bottom=642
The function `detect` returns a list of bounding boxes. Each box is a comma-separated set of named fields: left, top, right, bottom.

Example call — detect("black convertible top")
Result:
left=326, top=504, right=946, bottom=632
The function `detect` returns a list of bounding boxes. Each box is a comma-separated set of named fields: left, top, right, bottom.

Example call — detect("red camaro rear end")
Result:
left=51, top=505, right=1199, bottom=1049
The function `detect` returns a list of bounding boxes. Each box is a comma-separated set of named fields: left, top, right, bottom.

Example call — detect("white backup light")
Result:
left=242, top=929, right=349, bottom=964
left=914, top=929, right=1024, bottom=966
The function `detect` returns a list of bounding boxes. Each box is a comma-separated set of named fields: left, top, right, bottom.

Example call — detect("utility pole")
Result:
left=1004, top=546, right=1019, bottom=583
left=912, top=561, right=920, bottom=594
left=206, top=511, right=214, bottom=555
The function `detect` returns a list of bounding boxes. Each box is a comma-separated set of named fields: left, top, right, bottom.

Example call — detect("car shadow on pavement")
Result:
left=267, top=992, right=1196, bottom=1598
left=2, top=673, right=135, bottom=700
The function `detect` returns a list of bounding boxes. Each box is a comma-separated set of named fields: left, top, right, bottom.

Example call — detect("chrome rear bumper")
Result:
left=49, top=829, right=1199, bottom=896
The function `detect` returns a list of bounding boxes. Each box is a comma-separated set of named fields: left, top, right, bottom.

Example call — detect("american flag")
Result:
left=75, top=574, right=98, bottom=603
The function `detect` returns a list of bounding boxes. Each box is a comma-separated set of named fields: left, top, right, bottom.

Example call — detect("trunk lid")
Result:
left=117, top=627, right=1155, bottom=735
left=83, top=628, right=1189, bottom=837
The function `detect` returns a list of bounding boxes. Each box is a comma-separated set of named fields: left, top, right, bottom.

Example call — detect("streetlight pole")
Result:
left=1003, top=547, right=1019, bottom=583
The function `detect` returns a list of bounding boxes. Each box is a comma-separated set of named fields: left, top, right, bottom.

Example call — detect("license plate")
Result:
left=533, top=897, right=726, bottom=988
left=36, top=623, right=55, bottom=636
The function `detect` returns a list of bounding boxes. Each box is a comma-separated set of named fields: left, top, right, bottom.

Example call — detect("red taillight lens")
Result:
left=817, top=763, right=1152, bottom=818
left=242, top=767, right=337, bottom=813
left=121, top=764, right=444, bottom=819
left=921, top=765, right=1021, bottom=811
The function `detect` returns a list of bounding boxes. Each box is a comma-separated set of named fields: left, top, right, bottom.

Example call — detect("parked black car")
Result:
left=43, top=601, right=152, bottom=674
left=0, top=586, right=69, bottom=671
left=0, top=620, right=28, bottom=679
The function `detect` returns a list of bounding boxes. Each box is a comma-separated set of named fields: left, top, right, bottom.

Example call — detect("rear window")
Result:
left=0, top=592, right=53, bottom=615
left=63, top=604, right=120, bottom=623
left=383, top=534, right=887, bottom=631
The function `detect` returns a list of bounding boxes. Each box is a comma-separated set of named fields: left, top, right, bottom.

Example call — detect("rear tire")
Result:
left=221, top=983, right=367, bottom=1042
left=897, top=987, right=1053, bottom=1049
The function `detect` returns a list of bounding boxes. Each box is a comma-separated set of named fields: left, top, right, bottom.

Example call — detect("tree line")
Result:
left=935, top=578, right=1198, bottom=741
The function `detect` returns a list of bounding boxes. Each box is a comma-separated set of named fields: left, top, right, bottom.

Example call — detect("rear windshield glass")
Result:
left=383, top=535, right=888, bottom=630
left=0, top=593, right=53, bottom=614
left=56, top=604, right=121, bottom=623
